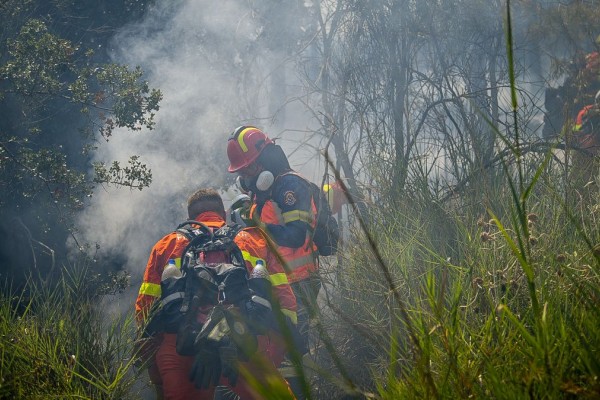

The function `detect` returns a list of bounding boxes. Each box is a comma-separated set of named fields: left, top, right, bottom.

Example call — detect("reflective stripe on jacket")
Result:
left=134, top=212, right=226, bottom=325
left=254, top=172, right=319, bottom=283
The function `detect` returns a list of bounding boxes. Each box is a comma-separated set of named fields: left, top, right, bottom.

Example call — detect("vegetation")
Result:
left=306, top=2, right=600, bottom=399
left=0, top=0, right=161, bottom=287
left=2, top=0, right=600, bottom=399
left=0, top=266, right=139, bottom=399
left=313, top=169, right=600, bottom=398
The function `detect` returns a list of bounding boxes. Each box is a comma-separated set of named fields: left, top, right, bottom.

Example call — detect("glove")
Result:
left=189, top=345, right=221, bottom=389
left=219, top=340, right=239, bottom=387
left=244, top=296, right=273, bottom=335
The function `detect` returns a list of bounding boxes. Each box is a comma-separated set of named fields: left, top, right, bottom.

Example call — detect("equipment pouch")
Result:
left=176, top=319, right=203, bottom=356
left=194, top=305, right=229, bottom=350
left=176, top=292, right=203, bottom=356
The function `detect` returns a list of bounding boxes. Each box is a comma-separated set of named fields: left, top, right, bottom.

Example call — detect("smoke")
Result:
left=72, top=0, right=320, bottom=315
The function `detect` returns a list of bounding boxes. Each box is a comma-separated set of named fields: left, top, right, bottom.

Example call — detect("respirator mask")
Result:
left=236, top=171, right=274, bottom=193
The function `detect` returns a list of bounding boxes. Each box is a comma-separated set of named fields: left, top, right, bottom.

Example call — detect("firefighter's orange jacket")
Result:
left=135, top=211, right=298, bottom=325
left=573, top=104, right=600, bottom=153
left=253, top=172, right=319, bottom=284
left=235, top=226, right=298, bottom=324
left=135, top=212, right=226, bottom=323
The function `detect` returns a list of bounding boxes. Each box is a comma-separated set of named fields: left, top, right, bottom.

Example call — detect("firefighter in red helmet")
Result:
left=227, top=127, right=274, bottom=173
left=227, top=126, right=320, bottom=399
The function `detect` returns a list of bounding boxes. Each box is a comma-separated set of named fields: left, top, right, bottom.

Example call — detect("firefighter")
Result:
left=572, top=90, right=600, bottom=153
left=569, top=90, right=600, bottom=192
left=134, top=188, right=293, bottom=400
left=229, top=194, right=299, bottom=374
left=226, top=126, right=321, bottom=398
left=322, top=181, right=349, bottom=215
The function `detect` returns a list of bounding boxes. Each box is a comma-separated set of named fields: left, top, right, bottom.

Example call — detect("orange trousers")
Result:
left=154, top=333, right=290, bottom=400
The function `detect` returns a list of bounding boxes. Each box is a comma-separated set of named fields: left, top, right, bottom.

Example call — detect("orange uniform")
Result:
left=252, top=172, right=323, bottom=360
left=573, top=104, right=600, bottom=153
left=135, top=212, right=294, bottom=400
left=235, top=226, right=298, bottom=325
left=252, top=172, right=319, bottom=284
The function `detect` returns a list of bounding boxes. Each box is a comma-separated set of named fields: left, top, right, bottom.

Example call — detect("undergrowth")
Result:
left=0, top=266, right=139, bottom=399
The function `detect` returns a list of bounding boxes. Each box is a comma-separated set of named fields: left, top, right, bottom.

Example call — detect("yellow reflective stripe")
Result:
left=241, top=251, right=289, bottom=285
left=237, top=127, right=255, bottom=152
left=281, top=308, right=298, bottom=324
left=139, top=282, right=161, bottom=297
left=323, top=184, right=335, bottom=209
left=269, top=272, right=288, bottom=286
left=241, top=250, right=266, bottom=269
left=282, top=210, right=313, bottom=224
left=286, top=252, right=317, bottom=270
left=574, top=123, right=582, bottom=131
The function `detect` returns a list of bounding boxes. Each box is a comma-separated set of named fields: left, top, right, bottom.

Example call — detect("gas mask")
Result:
left=236, top=171, right=274, bottom=193
left=236, top=176, right=251, bottom=194
left=255, top=170, right=274, bottom=192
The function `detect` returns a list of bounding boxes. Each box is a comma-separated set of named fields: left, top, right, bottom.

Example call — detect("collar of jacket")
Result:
left=193, top=211, right=225, bottom=227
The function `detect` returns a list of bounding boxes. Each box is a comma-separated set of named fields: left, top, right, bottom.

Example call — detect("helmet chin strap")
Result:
left=255, top=170, right=274, bottom=191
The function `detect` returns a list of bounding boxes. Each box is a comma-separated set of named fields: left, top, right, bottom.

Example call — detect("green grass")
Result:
left=314, top=175, right=600, bottom=399
left=308, top=3, right=600, bottom=398
left=0, top=266, right=140, bottom=400
left=4, top=3, right=600, bottom=399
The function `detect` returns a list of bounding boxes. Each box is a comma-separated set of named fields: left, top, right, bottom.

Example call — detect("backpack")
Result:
left=276, top=172, right=339, bottom=256
left=153, top=221, right=254, bottom=356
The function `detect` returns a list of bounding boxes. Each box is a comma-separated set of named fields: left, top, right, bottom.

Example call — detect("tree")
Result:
left=0, top=1, right=161, bottom=285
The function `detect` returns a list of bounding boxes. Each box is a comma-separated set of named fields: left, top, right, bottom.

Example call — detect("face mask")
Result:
left=236, top=175, right=252, bottom=194
left=255, top=170, right=274, bottom=191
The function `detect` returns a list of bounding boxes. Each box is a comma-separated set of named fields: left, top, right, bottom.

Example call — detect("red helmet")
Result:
left=227, top=126, right=273, bottom=173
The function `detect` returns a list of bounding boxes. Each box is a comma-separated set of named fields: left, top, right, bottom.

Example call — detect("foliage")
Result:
left=0, top=16, right=160, bottom=198
left=303, top=2, right=600, bottom=399
left=0, top=0, right=160, bottom=285
left=0, top=266, right=140, bottom=399
left=310, top=149, right=600, bottom=399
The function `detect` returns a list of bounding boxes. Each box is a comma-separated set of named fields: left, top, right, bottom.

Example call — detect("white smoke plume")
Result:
left=73, top=1, right=321, bottom=315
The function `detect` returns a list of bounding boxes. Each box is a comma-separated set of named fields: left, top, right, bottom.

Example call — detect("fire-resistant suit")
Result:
left=135, top=211, right=294, bottom=400
left=227, top=126, right=323, bottom=398
left=251, top=171, right=322, bottom=358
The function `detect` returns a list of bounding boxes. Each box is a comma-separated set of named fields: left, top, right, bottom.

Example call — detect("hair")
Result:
left=187, top=188, right=225, bottom=219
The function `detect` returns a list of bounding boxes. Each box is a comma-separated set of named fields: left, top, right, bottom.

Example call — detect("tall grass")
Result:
left=309, top=2, right=600, bottom=399
left=4, top=2, right=599, bottom=398
left=0, top=265, right=139, bottom=399
left=315, top=157, right=600, bottom=399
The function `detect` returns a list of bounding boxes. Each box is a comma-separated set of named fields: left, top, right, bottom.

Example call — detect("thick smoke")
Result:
left=73, top=1, right=320, bottom=315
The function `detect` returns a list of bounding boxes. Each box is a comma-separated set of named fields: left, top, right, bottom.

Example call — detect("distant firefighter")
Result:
left=322, top=181, right=349, bottom=215
left=568, top=90, right=600, bottom=192
left=572, top=90, right=600, bottom=154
